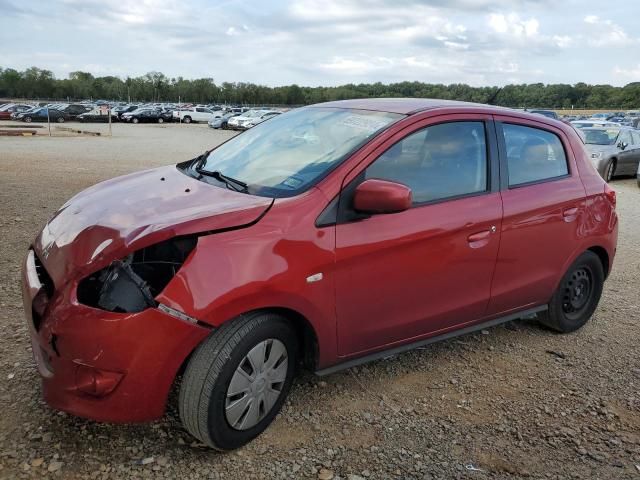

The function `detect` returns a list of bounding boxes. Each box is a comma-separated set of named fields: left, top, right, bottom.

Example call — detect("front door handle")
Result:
left=467, top=230, right=492, bottom=249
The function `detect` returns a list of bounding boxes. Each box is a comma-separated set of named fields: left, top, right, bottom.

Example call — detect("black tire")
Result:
left=179, top=312, right=297, bottom=450
left=158, top=117, right=164, bottom=124
left=24, top=116, right=32, bottom=123
left=56, top=117, right=65, bottom=123
left=540, top=251, right=604, bottom=333
left=132, top=117, right=139, bottom=124
left=183, top=116, right=192, bottom=124
left=605, top=159, right=616, bottom=182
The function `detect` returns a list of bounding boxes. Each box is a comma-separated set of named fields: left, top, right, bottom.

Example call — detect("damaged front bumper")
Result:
left=21, top=249, right=210, bottom=423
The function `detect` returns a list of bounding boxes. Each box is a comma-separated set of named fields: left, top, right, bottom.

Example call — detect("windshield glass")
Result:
left=199, top=107, right=403, bottom=197
left=583, top=128, right=619, bottom=145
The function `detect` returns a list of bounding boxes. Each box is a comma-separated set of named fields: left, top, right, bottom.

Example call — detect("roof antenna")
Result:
left=486, top=87, right=502, bottom=105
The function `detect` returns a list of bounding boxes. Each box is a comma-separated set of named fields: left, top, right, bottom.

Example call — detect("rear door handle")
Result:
left=563, top=207, right=579, bottom=221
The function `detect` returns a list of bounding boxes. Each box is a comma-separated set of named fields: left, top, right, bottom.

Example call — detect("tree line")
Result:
left=1, top=66, right=639, bottom=109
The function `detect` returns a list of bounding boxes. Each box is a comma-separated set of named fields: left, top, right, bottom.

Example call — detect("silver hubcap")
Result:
left=225, top=339, right=288, bottom=430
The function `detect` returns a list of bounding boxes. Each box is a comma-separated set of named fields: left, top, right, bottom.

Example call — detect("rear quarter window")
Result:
left=502, top=124, right=569, bottom=187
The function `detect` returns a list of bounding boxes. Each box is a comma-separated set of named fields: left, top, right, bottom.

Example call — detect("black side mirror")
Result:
left=618, top=141, right=628, bottom=150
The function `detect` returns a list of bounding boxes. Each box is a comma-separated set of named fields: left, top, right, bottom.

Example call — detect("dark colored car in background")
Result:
left=22, top=99, right=617, bottom=451
left=77, top=109, right=118, bottom=123
left=15, top=107, right=69, bottom=123
left=62, top=104, right=93, bottom=119
left=127, top=109, right=173, bottom=124
left=582, top=126, right=640, bottom=181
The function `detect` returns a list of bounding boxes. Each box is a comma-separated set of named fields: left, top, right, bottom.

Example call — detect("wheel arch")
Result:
left=587, top=245, right=610, bottom=278
left=176, top=306, right=320, bottom=378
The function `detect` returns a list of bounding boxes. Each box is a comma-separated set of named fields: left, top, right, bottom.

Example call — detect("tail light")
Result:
left=604, top=184, right=616, bottom=208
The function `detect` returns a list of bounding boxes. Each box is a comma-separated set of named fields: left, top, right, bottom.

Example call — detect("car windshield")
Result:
left=199, top=107, right=403, bottom=197
left=583, top=128, right=620, bottom=145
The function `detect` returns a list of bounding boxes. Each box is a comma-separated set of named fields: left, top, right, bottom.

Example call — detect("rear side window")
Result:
left=502, top=124, right=568, bottom=187
left=365, top=121, right=488, bottom=204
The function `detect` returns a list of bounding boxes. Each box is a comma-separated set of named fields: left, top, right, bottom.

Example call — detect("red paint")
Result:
left=353, top=179, right=412, bottom=213
left=22, top=99, right=618, bottom=424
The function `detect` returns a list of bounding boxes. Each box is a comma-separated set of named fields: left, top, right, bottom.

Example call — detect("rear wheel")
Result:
left=605, top=159, right=616, bottom=182
left=158, top=117, right=164, bottom=124
left=24, top=116, right=32, bottom=123
left=183, top=116, right=192, bottom=124
left=132, top=117, right=139, bottom=124
left=56, top=117, right=65, bottom=123
left=179, top=312, right=297, bottom=450
left=540, top=251, right=604, bottom=333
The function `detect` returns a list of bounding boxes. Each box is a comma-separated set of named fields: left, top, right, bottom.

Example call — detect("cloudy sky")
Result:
left=1, top=0, right=638, bottom=87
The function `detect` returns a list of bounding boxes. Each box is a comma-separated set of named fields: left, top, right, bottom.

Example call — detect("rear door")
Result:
left=334, top=115, right=503, bottom=357
left=487, top=117, right=587, bottom=315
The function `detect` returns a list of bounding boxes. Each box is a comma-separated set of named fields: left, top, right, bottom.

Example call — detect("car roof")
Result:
left=310, top=98, right=513, bottom=115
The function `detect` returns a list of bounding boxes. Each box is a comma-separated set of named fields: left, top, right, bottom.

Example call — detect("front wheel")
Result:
left=132, top=117, right=139, bottom=124
left=183, top=116, right=192, bottom=124
left=158, top=117, right=164, bottom=124
left=179, top=312, right=297, bottom=450
left=56, top=117, right=65, bottom=123
left=24, top=116, right=32, bottom=123
left=540, top=251, right=604, bottom=333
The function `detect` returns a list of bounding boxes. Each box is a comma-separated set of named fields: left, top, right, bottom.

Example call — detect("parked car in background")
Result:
left=112, top=105, right=140, bottom=119
left=121, top=108, right=154, bottom=122
left=582, top=126, right=640, bottom=181
left=77, top=109, right=118, bottom=123
left=226, top=109, right=274, bottom=130
left=571, top=120, right=620, bottom=129
left=22, top=99, right=618, bottom=451
left=172, top=107, right=216, bottom=123
left=61, top=104, right=93, bottom=119
left=527, top=109, right=559, bottom=120
left=127, top=109, right=173, bottom=124
left=0, top=103, right=33, bottom=120
left=208, top=112, right=239, bottom=129
left=15, top=107, right=68, bottom=123
left=239, top=110, right=281, bottom=129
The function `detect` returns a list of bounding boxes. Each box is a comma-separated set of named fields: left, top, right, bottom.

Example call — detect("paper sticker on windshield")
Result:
left=339, top=115, right=389, bottom=133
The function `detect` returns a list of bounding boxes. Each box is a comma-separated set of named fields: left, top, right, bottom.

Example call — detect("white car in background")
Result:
left=571, top=120, right=620, bottom=129
left=172, top=107, right=217, bottom=124
left=227, top=109, right=281, bottom=130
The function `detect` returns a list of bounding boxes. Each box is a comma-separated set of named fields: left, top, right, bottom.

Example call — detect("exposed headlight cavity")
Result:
left=77, top=237, right=197, bottom=313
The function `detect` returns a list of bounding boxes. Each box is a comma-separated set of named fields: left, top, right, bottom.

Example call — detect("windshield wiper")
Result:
left=188, top=151, right=248, bottom=193
left=196, top=167, right=248, bottom=193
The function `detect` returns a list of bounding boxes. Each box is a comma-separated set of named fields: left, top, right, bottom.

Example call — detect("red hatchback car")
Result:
left=22, top=99, right=618, bottom=450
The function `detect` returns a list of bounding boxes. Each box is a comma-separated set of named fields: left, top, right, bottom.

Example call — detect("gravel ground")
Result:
left=0, top=123, right=639, bottom=479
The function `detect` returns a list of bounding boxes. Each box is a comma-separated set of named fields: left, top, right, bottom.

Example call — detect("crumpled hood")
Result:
left=33, top=165, right=272, bottom=286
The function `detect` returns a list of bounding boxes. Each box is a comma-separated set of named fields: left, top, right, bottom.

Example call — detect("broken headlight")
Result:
left=77, top=237, right=197, bottom=313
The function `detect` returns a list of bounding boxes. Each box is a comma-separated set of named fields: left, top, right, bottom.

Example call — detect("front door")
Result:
left=334, top=117, right=503, bottom=357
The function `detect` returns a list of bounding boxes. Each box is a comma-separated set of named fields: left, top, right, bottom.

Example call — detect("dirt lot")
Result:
left=0, top=123, right=639, bottom=479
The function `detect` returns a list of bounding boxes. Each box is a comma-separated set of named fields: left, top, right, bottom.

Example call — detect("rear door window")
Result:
left=502, top=124, right=569, bottom=187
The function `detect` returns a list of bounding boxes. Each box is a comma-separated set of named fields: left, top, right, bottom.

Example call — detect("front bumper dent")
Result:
left=21, top=250, right=210, bottom=423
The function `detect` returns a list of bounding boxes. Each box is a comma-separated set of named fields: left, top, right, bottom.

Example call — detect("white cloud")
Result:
left=582, top=15, right=635, bottom=46
left=488, top=13, right=539, bottom=37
